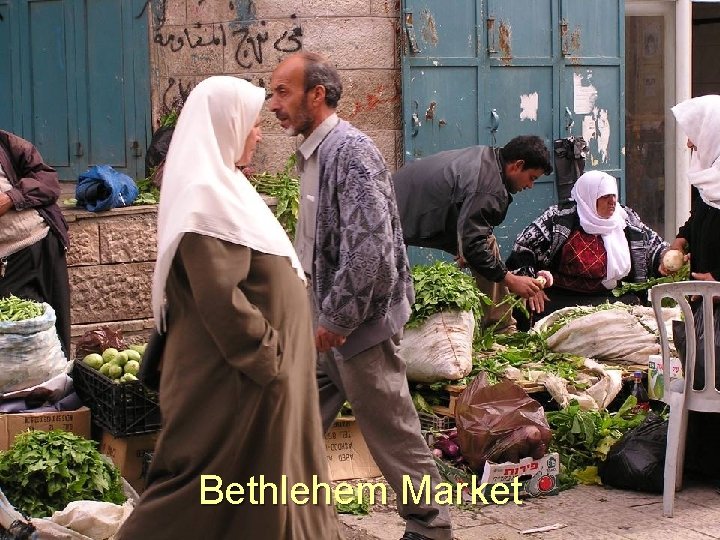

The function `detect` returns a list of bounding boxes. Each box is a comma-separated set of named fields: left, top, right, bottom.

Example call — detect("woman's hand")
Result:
left=527, top=289, right=549, bottom=313
left=691, top=272, right=716, bottom=282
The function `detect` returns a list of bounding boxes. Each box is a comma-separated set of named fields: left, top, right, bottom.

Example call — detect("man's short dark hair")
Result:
left=298, top=52, right=343, bottom=108
left=500, top=135, right=553, bottom=175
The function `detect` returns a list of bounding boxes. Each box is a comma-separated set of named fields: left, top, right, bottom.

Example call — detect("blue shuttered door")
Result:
left=401, top=0, right=624, bottom=262
left=1, top=0, right=150, bottom=181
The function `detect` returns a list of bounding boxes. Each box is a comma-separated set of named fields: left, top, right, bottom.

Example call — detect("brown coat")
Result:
left=118, top=233, right=342, bottom=540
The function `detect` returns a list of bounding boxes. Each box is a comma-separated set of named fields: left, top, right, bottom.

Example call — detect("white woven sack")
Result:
left=0, top=303, right=67, bottom=393
left=535, top=306, right=658, bottom=365
left=401, top=310, right=475, bottom=382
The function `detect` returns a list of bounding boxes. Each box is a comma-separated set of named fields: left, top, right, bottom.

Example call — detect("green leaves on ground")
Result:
left=407, top=262, right=490, bottom=328
left=335, top=491, right=370, bottom=515
left=0, top=430, right=126, bottom=517
left=247, top=155, right=300, bottom=238
left=545, top=396, right=649, bottom=489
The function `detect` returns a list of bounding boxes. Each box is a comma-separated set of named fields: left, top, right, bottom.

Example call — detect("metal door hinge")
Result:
left=404, top=11, right=421, bottom=55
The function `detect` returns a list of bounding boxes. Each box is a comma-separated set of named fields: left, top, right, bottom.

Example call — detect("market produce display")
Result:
left=0, top=430, right=125, bottom=518
left=82, top=345, right=146, bottom=384
left=0, top=295, right=43, bottom=322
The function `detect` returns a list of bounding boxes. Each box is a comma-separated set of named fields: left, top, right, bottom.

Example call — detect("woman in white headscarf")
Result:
left=117, top=76, right=342, bottom=540
left=506, top=170, right=667, bottom=328
left=667, top=95, right=720, bottom=282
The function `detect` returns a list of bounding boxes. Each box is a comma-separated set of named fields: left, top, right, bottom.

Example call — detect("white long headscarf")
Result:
left=152, top=76, right=305, bottom=330
left=672, top=94, right=720, bottom=210
left=570, top=170, right=631, bottom=289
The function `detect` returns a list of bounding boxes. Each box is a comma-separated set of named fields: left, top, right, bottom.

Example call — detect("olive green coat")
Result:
left=117, top=233, right=341, bottom=540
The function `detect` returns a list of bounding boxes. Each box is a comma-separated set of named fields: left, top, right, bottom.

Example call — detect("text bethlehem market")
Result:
left=200, top=475, right=524, bottom=506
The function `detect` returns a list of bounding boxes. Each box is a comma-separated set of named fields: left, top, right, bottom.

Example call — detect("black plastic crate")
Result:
left=72, top=360, right=161, bottom=437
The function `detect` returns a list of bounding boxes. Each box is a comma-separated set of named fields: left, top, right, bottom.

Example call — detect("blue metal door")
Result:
left=401, top=0, right=624, bottom=262
left=0, top=0, right=150, bottom=181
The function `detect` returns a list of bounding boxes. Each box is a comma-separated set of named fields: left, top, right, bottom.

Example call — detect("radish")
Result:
left=663, top=249, right=685, bottom=273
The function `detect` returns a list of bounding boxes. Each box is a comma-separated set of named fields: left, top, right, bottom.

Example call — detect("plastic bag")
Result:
left=400, top=310, right=474, bottom=382
left=598, top=412, right=667, bottom=493
left=75, top=327, right=126, bottom=359
left=455, top=374, right=552, bottom=472
left=76, top=166, right=139, bottom=212
left=673, top=303, right=720, bottom=390
left=0, top=303, right=67, bottom=394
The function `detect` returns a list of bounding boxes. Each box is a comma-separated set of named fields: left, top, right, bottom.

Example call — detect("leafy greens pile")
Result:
left=0, top=430, right=126, bottom=517
left=248, top=155, right=300, bottom=238
left=546, top=396, right=650, bottom=488
left=407, top=262, right=489, bottom=328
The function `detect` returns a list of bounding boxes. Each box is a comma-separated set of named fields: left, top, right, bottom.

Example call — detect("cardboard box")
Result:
left=647, top=354, right=683, bottom=401
left=325, top=417, right=381, bottom=481
left=478, top=452, right=560, bottom=499
left=0, top=406, right=91, bottom=450
left=100, top=430, right=159, bottom=494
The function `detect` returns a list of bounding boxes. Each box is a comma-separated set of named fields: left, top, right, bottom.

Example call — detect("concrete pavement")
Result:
left=339, top=482, right=720, bottom=540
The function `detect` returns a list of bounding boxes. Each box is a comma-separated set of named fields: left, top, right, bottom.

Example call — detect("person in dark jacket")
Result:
left=506, top=170, right=667, bottom=329
left=0, top=130, right=70, bottom=356
left=392, top=136, right=553, bottom=331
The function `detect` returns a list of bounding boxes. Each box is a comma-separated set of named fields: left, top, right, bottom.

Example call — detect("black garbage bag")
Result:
left=553, top=136, right=588, bottom=204
left=145, top=125, right=175, bottom=178
left=673, top=303, right=720, bottom=391
left=598, top=412, right=667, bottom=493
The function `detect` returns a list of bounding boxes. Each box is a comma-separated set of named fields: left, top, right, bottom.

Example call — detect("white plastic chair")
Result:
left=651, top=281, right=720, bottom=517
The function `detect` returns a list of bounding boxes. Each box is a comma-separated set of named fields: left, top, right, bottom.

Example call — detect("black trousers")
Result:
left=0, top=231, right=71, bottom=357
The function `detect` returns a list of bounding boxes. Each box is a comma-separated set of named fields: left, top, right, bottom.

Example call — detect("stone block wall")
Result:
left=148, top=0, right=403, bottom=172
left=65, top=206, right=158, bottom=349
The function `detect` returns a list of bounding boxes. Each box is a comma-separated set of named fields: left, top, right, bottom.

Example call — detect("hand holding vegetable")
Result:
left=503, top=272, right=541, bottom=299
left=660, top=249, right=688, bottom=275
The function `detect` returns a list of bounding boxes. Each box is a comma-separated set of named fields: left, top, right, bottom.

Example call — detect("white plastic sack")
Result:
left=0, top=303, right=67, bottom=393
left=534, top=306, right=658, bottom=364
left=400, top=310, right=474, bottom=382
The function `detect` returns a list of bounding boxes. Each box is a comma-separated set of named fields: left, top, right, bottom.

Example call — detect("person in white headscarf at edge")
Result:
left=666, top=95, right=720, bottom=283
left=506, top=170, right=668, bottom=329
left=116, top=76, right=342, bottom=540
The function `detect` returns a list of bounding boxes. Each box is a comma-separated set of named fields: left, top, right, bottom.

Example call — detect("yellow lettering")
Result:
left=258, top=475, right=276, bottom=505
left=357, top=481, right=387, bottom=505
left=312, top=475, right=332, bottom=505
left=334, top=482, right=355, bottom=505
left=291, top=482, right=309, bottom=505
left=469, top=480, right=489, bottom=505
left=200, top=475, right=223, bottom=504
left=225, top=482, right=244, bottom=504
left=511, top=476, right=523, bottom=505
left=403, top=475, right=430, bottom=505
left=490, top=482, right=510, bottom=504
left=433, top=482, right=455, bottom=506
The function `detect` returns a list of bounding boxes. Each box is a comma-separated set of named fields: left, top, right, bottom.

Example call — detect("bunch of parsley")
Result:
left=0, top=430, right=126, bottom=517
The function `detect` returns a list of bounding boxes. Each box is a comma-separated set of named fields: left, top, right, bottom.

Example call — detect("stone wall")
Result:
left=65, top=206, right=158, bottom=349
left=149, top=0, right=403, bottom=172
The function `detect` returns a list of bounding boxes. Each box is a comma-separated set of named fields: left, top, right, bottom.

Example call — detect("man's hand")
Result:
left=454, top=255, right=468, bottom=269
left=502, top=272, right=541, bottom=299
left=527, top=289, right=549, bottom=313
left=315, top=325, right=347, bottom=353
left=0, top=193, right=13, bottom=217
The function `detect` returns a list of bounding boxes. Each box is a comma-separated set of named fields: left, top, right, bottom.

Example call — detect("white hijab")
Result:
left=570, top=170, right=631, bottom=289
left=152, top=76, right=304, bottom=330
left=672, top=94, right=720, bottom=210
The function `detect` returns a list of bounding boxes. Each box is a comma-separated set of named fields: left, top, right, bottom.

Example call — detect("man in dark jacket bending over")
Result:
left=392, top=135, right=553, bottom=331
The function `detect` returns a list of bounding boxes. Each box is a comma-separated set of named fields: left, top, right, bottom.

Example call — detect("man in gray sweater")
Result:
left=392, top=138, right=553, bottom=331
left=270, top=52, right=452, bottom=540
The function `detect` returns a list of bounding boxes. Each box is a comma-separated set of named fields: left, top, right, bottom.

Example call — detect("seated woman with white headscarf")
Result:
left=506, top=170, right=668, bottom=329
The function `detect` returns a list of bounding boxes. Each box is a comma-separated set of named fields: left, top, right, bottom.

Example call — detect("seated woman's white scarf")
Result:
left=672, top=94, right=720, bottom=210
left=570, top=170, right=631, bottom=289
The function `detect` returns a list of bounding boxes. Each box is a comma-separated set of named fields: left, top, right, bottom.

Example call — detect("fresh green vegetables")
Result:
left=247, top=155, right=300, bottom=238
left=612, top=263, right=690, bottom=298
left=407, top=262, right=489, bottom=329
left=335, top=491, right=371, bottom=515
left=546, top=396, right=649, bottom=489
left=0, top=295, right=43, bottom=322
left=0, top=430, right=126, bottom=517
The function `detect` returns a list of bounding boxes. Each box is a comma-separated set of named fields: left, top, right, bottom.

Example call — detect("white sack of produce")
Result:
left=0, top=302, right=67, bottom=393
left=32, top=500, right=135, bottom=540
left=534, top=304, right=673, bottom=365
left=400, top=310, right=474, bottom=382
